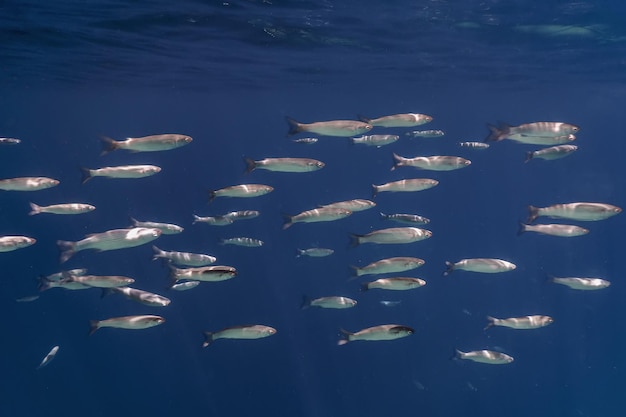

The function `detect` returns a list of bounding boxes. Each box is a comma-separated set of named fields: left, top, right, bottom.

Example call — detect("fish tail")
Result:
left=359, top=283, right=370, bottom=292
left=129, top=216, right=138, bottom=227
left=443, top=261, right=454, bottom=276
left=202, top=331, right=214, bottom=348
left=37, top=276, right=52, bottom=292
left=379, top=212, right=388, bottom=220
left=348, top=265, right=362, bottom=280
left=451, top=349, right=463, bottom=361
left=357, top=114, right=371, bottom=124
left=391, top=152, right=402, bottom=171
left=286, top=116, right=304, bottom=136
left=57, top=240, right=76, bottom=263
left=517, top=222, right=528, bottom=236
left=192, top=215, right=202, bottom=225
left=167, top=264, right=179, bottom=286
left=295, top=249, right=304, bottom=258
left=300, top=295, right=311, bottom=309
left=207, top=190, right=216, bottom=204
left=151, top=245, right=163, bottom=261
left=484, top=316, right=496, bottom=331
left=80, top=167, right=92, bottom=184
left=349, top=234, right=361, bottom=248
left=28, top=202, right=41, bottom=216
left=527, top=206, right=539, bottom=223
left=524, top=151, right=534, bottom=163
left=337, top=329, right=352, bottom=345
left=88, top=320, right=100, bottom=336
left=371, top=184, right=379, bottom=198
left=99, top=136, right=119, bottom=156
left=281, top=214, right=293, bottom=230
left=485, top=123, right=507, bottom=142
left=243, top=157, right=257, bottom=174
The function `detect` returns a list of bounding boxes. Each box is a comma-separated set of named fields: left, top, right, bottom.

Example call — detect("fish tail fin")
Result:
left=349, top=234, right=362, bottom=248
left=80, top=167, right=92, bottom=184
left=192, top=215, right=202, bottom=225
left=337, top=329, right=352, bottom=345
left=443, top=261, right=454, bottom=276
left=379, top=212, right=388, bottom=220
left=300, top=295, right=311, bottom=309
left=37, top=276, right=52, bottom=292
left=151, top=245, right=163, bottom=261
left=202, top=331, right=214, bottom=348
left=28, top=202, right=41, bottom=216
left=207, top=190, right=216, bottom=204
left=99, top=136, right=119, bottom=156
left=243, top=157, right=257, bottom=174
left=286, top=116, right=303, bottom=136
left=524, top=151, right=534, bottom=163
left=451, top=349, right=463, bottom=361
left=281, top=214, right=293, bottom=230
left=517, top=222, right=528, bottom=236
left=88, top=320, right=100, bottom=336
left=295, top=249, right=304, bottom=258
left=167, top=264, right=179, bottom=286
left=527, top=206, right=539, bottom=223
left=348, top=265, right=361, bottom=280
left=391, top=152, right=402, bottom=171
left=129, top=216, right=139, bottom=227
left=371, top=184, right=379, bottom=198
left=484, top=316, right=496, bottom=331
left=357, top=114, right=371, bottom=124
left=486, top=123, right=506, bottom=142
left=57, top=240, right=76, bottom=263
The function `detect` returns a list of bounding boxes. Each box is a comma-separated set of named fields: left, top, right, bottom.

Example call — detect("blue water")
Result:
left=2, top=1, right=626, bottom=416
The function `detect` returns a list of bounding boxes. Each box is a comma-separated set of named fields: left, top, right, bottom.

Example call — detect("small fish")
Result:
left=392, top=154, right=471, bottom=171
left=372, top=179, right=438, bottom=197
left=320, top=199, right=376, bottom=212
left=380, top=300, right=402, bottom=307
left=63, top=273, right=135, bottom=288
left=361, top=277, right=426, bottom=291
left=37, top=346, right=59, bottom=369
left=351, top=135, right=399, bottom=147
left=222, top=210, right=260, bottom=221
left=301, top=296, right=357, bottom=309
left=459, top=141, right=490, bottom=149
left=296, top=248, right=334, bottom=257
left=29, top=202, right=95, bottom=216
left=525, top=145, right=578, bottom=162
left=208, top=184, right=274, bottom=202
left=202, top=325, right=277, bottom=347
left=518, top=223, right=589, bottom=237
left=170, top=281, right=201, bottom=291
left=338, top=324, right=414, bottom=345
left=219, top=237, right=264, bottom=247
left=486, top=122, right=579, bottom=142
left=283, top=207, right=352, bottom=229
left=89, top=315, right=165, bottom=335
left=152, top=246, right=217, bottom=267
left=292, top=137, right=318, bottom=144
left=352, top=257, right=425, bottom=277
left=0, top=177, right=59, bottom=191
left=358, top=113, right=432, bottom=128
left=485, top=315, right=554, bottom=330
left=129, top=218, right=183, bottom=235
left=527, top=202, right=621, bottom=223
left=351, top=227, right=432, bottom=246
left=80, top=165, right=161, bottom=184
left=100, top=134, right=192, bottom=155
left=406, top=130, right=445, bottom=138
left=0, top=236, right=36, bottom=252
left=103, top=287, right=171, bottom=307
left=444, top=259, right=516, bottom=276
left=192, top=215, right=233, bottom=226
left=551, top=276, right=610, bottom=290
left=455, top=349, right=514, bottom=364
left=0, top=137, right=21, bottom=144
left=244, top=157, right=324, bottom=173
left=43, top=268, right=88, bottom=281
left=286, top=117, right=372, bottom=137
left=15, top=295, right=39, bottom=302
left=380, top=212, right=430, bottom=225
left=169, top=265, right=237, bottom=283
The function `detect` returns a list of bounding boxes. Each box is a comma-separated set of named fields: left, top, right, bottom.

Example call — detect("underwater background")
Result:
left=2, top=1, right=626, bottom=416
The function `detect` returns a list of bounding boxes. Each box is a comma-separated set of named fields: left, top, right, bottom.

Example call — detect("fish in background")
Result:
left=0, top=236, right=36, bottom=252
left=89, top=315, right=165, bottom=335
left=296, top=248, right=334, bottom=257
left=202, top=325, right=277, bottom=347
left=379, top=300, right=402, bottom=307
left=170, top=281, right=200, bottom=291
left=301, top=296, right=357, bottom=309
left=291, top=137, right=318, bottom=144
left=406, top=130, right=445, bottom=138
left=283, top=207, right=352, bottom=229
left=244, top=157, right=325, bottom=173
left=222, top=210, right=260, bottom=221
left=129, top=218, right=184, bottom=235
left=459, top=141, right=490, bottom=149
left=0, top=177, right=59, bottom=191
left=169, top=265, right=237, bottom=283
left=351, top=134, right=399, bottom=147
left=350, top=227, right=432, bottom=246
left=357, top=113, right=432, bottom=127
left=102, top=287, right=171, bottom=307
left=100, top=134, right=192, bottom=155
left=80, top=165, right=161, bottom=184
left=391, top=154, right=471, bottom=171
left=15, top=295, right=39, bottom=302
left=527, top=202, right=621, bottom=223
left=361, top=277, right=426, bottom=291
left=372, top=178, right=439, bottom=197
left=208, top=184, right=274, bottom=202
left=550, top=276, right=611, bottom=290
left=319, top=199, right=376, bottom=212
left=518, top=223, right=589, bottom=237
left=525, top=145, right=578, bottom=162
left=380, top=212, right=430, bottom=225
left=443, top=259, right=516, bottom=276
left=486, top=121, right=579, bottom=142
left=338, top=324, right=414, bottom=345
left=61, top=273, right=135, bottom=288
left=351, top=257, right=425, bottom=277
left=454, top=349, right=514, bottom=364
left=29, top=202, right=95, bottom=216
left=286, top=116, right=372, bottom=137
left=0, top=137, right=21, bottom=144
left=484, top=315, right=554, bottom=330
left=219, top=237, right=264, bottom=247
left=36, top=346, right=59, bottom=369
left=192, top=214, right=233, bottom=226
left=42, top=268, right=88, bottom=281
left=152, top=246, right=217, bottom=267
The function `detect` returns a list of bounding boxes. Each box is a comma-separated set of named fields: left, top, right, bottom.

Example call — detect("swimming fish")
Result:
left=152, top=246, right=217, bottom=266
left=283, top=207, right=352, bottom=229
left=202, top=325, right=277, bottom=347
left=192, top=215, right=234, bottom=226
left=170, top=281, right=201, bottom=291
left=129, top=218, right=184, bottom=235
left=291, top=137, right=318, bottom=144
left=372, top=179, right=438, bottom=197
left=351, top=227, right=431, bottom=246
left=301, top=296, right=357, bottom=309
left=219, top=237, right=264, bottom=247
left=0, top=137, right=21, bottom=145
left=208, top=184, right=274, bottom=202
left=0, top=236, right=36, bottom=252
left=551, top=276, right=611, bottom=290
left=80, top=165, right=161, bottom=184
left=0, top=177, right=59, bottom=191
left=89, top=315, right=165, bottom=335
left=361, top=277, right=426, bottom=291
left=443, top=259, right=516, bottom=276
left=455, top=349, right=514, bottom=364
left=244, top=157, right=324, bottom=173
left=169, top=265, right=237, bottom=283
left=527, top=202, right=621, bottom=223
left=100, top=134, right=192, bottom=155
left=525, top=145, right=578, bottom=162
left=459, top=141, right=490, bottom=149
left=29, top=202, right=95, bottom=216
left=319, top=199, right=376, bottom=212
left=518, top=223, right=589, bottom=237
left=486, top=122, right=579, bottom=142
left=358, top=113, right=432, bottom=127
left=338, top=324, right=414, bottom=345
left=484, top=315, right=554, bottom=330
left=36, top=346, right=59, bottom=369
left=102, top=287, right=171, bottom=307
left=63, top=273, right=135, bottom=288
left=286, top=117, right=372, bottom=137
left=406, top=130, right=445, bottom=138
left=352, top=257, right=425, bottom=277
left=379, top=212, right=430, bottom=225
left=351, top=135, right=399, bottom=147
left=392, top=154, right=471, bottom=171
left=296, top=248, right=334, bottom=257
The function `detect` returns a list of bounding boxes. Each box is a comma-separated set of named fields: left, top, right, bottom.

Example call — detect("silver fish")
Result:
left=208, top=184, right=274, bottom=202
left=361, top=277, right=426, bottom=291
left=518, top=223, right=589, bottom=237
left=351, top=135, right=399, bottom=147
left=202, top=324, right=277, bottom=347
left=219, top=237, right=264, bottom=247
left=379, top=300, right=402, bottom=307
left=525, top=145, right=578, bottom=162
left=63, top=273, right=135, bottom=288
left=38, top=278, right=90, bottom=291
left=81, top=165, right=161, bottom=184
left=37, top=346, right=59, bottom=369
left=170, top=281, right=201, bottom=291
left=57, top=227, right=162, bottom=263
left=286, top=117, right=372, bottom=137
left=0, top=236, right=36, bottom=252
left=100, top=134, right=192, bottom=154
left=43, top=268, right=88, bottom=282
left=129, top=218, right=183, bottom=235
left=0, top=137, right=21, bottom=144
left=283, top=207, right=352, bottom=229
left=352, top=257, right=425, bottom=277
left=527, top=202, right=621, bottom=223
left=485, top=315, right=554, bottom=330
left=16, top=295, right=39, bottom=302
left=222, top=210, right=260, bottom=221
left=443, top=259, right=516, bottom=276
left=104, top=287, right=171, bottom=307
left=89, top=315, right=165, bottom=335
left=301, top=296, right=357, bottom=309
left=379, top=212, right=430, bottom=225
left=29, top=202, right=95, bottom=216
left=292, top=137, right=318, bottom=144
left=320, top=199, right=376, bottom=212
left=244, top=157, right=324, bottom=173
left=406, top=129, right=445, bottom=138
left=486, top=122, right=579, bottom=142
left=455, top=349, right=514, bottom=364
left=170, top=265, right=237, bottom=282
left=296, top=248, right=334, bottom=257
left=192, top=215, right=233, bottom=226
left=392, top=154, right=471, bottom=171
left=338, top=324, right=414, bottom=345
left=351, top=227, right=431, bottom=246
left=358, top=113, right=432, bottom=128
left=372, top=179, right=439, bottom=197
left=152, top=246, right=217, bottom=267
left=0, top=177, right=59, bottom=191
left=551, top=276, right=610, bottom=290
left=459, top=141, right=490, bottom=149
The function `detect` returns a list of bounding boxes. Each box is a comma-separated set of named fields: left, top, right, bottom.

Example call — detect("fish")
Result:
left=283, top=207, right=352, bottom=229
left=170, top=281, right=201, bottom=291
left=15, top=295, right=39, bottom=302
left=406, top=130, right=445, bottom=138
left=62, top=273, right=135, bottom=288
left=244, top=157, right=325, bottom=173
left=379, top=212, right=430, bottom=225
left=192, top=215, right=234, bottom=226
left=102, top=287, right=171, bottom=307
left=301, top=296, right=357, bottom=309
left=42, top=268, right=88, bottom=282
left=352, top=257, right=425, bottom=277
left=286, top=116, right=372, bottom=137
left=518, top=223, right=589, bottom=237
left=392, top=154, right=471, bottom=171
left=219, top=237, right=264, bottom=247
left=350, top=227, right=432, bottom=246
left=372, top=179, right=439, bottom=197
left=527, top=202, right=622, bottom=223
left=551, top=276, right=611, bottom=290
left=89, top=315, right=165, bottom=335
left=80, top=165, right=161, bottom=184
left=455, top=349, right=514, bottom=364
left=351, top=135, right=399, bottom=147
left=0, top=236, right=36, bottom=252
left=379, top=300, right=402, bottom=307
left=319, top=199, right=376, bottom=212
left=0, top=137, right=21, bottom=144
left=222, top=210, right=260, bottom=221
left=202, top=325, right=277, bottom=347
left=38, top=278, right=91, bottom=292
left=129, top=218, right=184, bottom=235
left=485, top=315, right=554, bottom=330
left=292, top=137, right=318, bottom=144
left=525, top=145, right=578, bottom=162
left=36, top=346, right=59, bottom=369
left=338, top=324, right=414, bottom=345
left=486, top=122, right=579, bottom=142
left=459, top=141, right=490, bottom=149
left=208, top=184, right=274, bottom=202
left=505, top=133, right=576, bottom=145
left=100, top=134, right=192, bottom=155
left=152, top=246, right=217, bottom=267
left=443, top=259, right=516, bottom=276
left=296, top=248, right=334, bottom=257
left=358, top=113, right=432, bottom=127
left=361, top=277, right=426, bottom=291
left=169, top=265, right=237, bottom=283
left=0, top=177, right=59, bottom=191
left=28, top=202, right=95, bottom=216
left=57, top=227, right=162, bottom=263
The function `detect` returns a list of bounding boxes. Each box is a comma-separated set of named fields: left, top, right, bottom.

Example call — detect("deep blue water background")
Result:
left=3, top=1, right=626, bottom=416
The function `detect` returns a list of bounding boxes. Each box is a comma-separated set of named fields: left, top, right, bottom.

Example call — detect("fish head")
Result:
left=312, top=161, right=325, bottom=169
left=150, top=316, right=166, bottom=325
left=613, top=207, right=622, bottom=214
left=183, top=136, right=193, bottom=143
left=544, top=316, right=555, bottom=325
left=391, top=326, right=414, bottom=336
left=24, top=237, right=37, bottom=246
left=424, top=230, right=433, bottom=238
left=152, top=167, right=162, bottom=173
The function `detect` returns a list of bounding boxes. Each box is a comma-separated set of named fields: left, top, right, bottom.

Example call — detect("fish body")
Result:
left=338, top=324, right=414, bottom=345
left=287, top=117, right=372, bottom=137
left=152, top=246, right=216, bottom=266
left=89, top=315, right=165, bottom=335
left=39, top=278, right=90, bottom=291
left=105, top=287, right=171, bottom=307
left=351, top=227, right=432, bottom=245
left=361, top=277, right=426, bottom=291
left=455, top=349, right=514, bottom=364
left=44, top=268, right=88, bottom=281
left=209, top=184, right=273, bottom=202
left=81, top=165, right=161, bottom=184
left=486, top=122, right=579, bottom=142
left=0, top=177, right=59, bottom=191
left=518, top=223, right=589, bottom=237
left=219, top=237, right=264, bottom=247
left=245, top=157, right=324, bottom=173
left=283, top=207, right=352, bottom=229
left=130, top=218, right=183, bottom=235
left=527, top=202, right=621, bottom=223
left=0, top=137, right=21, bottom=144
left=100, top=134, right=192, bottom=154
left=64, top=273, right=134, bottom=288
left=192, top=215, right=234, bottom=226
left=372, top=179, right=438, bottom=197
left=551, top=277, right=610, bottom=290
left=320, top=199, right=376, bottom=212
left=351, top=134, right=399, bottom=147
left=170, top=265, right=237, bottom=282
left=292, top=137, right=318, bottom=144
left=29, top=202, right=95, bottom=215
left=170, top=281, right=201, bottom=291
left=485, top=315, right=553, bottom=330
left=301, top=296, right=357, bottom=309
left=352, top=257, right=425, bottom=277
left=16, top=295, right=39, bottom=302
left=444, top=259, right=516, bottom=276
left=507, top=133, right=576, bottom=145
left=525, top=145, right=578, bottom=162
left=392, top=154, right=471, bottom=171
left=57, top=227, right=162, bottom=263
left=296, top=248, right=334, bottom=257
left=222, top=210, right=260, bottom=221
left=406, top=130, right=445, bottom=138
left=358, top=113, right=432, bottom=128
left=202, top=325, right=277, bottom=347
left=380, top=212, right=430, bottom=225
left=0, top=236, right=36, bottom=252
left=37, top=346, right=59, bottom=369
left=459, top=141, right=490, bottom=149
